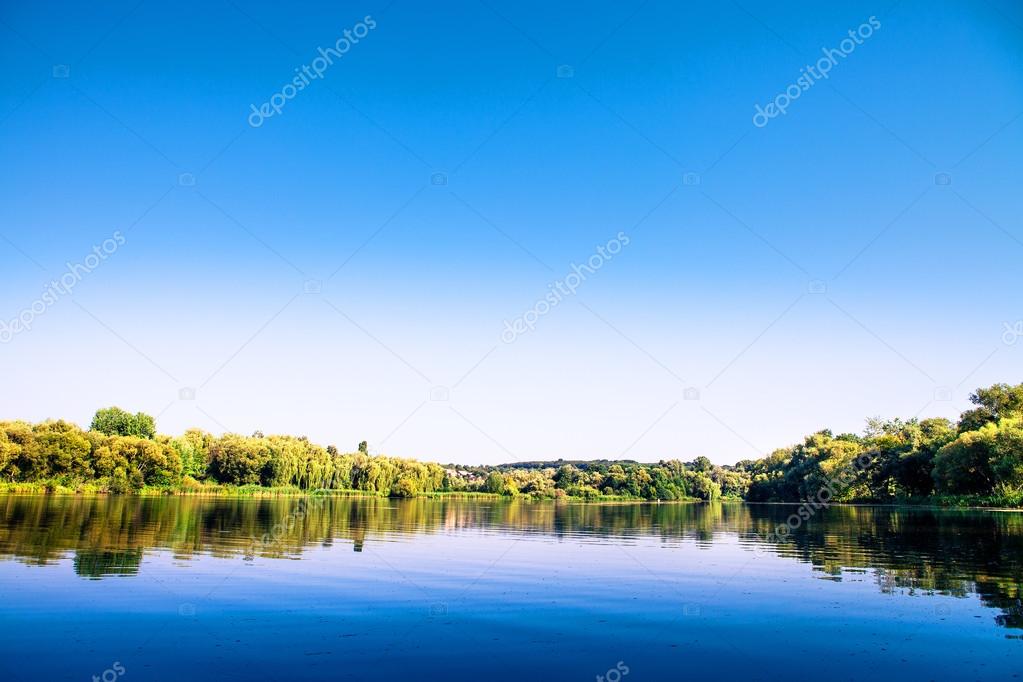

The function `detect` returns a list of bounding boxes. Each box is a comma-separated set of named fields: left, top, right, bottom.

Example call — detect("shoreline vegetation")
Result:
left=0, top=481, right=1016, bottom=511
left=1, top=382, right=1021, bottom=507
left=0, top=479, right=694, bottom=503
left=0, top=482, right=1018, bottom=511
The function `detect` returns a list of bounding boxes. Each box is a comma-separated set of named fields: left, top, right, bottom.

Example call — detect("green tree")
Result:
left=0, top=429, right=15, bottom=479
left=209, top=434, right=272, bottom=486
left=171, top=429, right=212, bottom=480
left=992, top=419, right=1023, bottom=490
left=392, top=478, right=418, bottom=498
left=0, top=424, right=34, bottom=480
left=688, top=456, right=713, bottom=473
left=957, top=383, right=1023, bottom=432
left=933, top=424, right=997, bottom=494
left=553, top=465, right=581, bottom=489
left=1, top=421, right=42, bottom=480
left=483, top=471, right=506, bottom=494
left=958, top=408, right=996, bottom=434
left=90, top=407, right=156, bottom=439
left=93, top=435, right=182, bottom=489
left=688, top=472, right=721, bottom=500
left=606, top=464, right=627, bottom=491
left=33, top=420, right=92, bottom=479
left=895, top=418, right=955, bottom=497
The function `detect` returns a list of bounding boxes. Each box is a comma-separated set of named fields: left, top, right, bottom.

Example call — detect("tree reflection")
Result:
left=0, top=495, right=1019, bottom=628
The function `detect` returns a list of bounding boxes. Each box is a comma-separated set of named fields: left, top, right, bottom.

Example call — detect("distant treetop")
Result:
left=90, top=407, right=156, bottom=440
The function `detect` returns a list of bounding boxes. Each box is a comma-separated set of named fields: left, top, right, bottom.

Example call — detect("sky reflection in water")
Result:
left=0, top=496, right=1020, bottom=681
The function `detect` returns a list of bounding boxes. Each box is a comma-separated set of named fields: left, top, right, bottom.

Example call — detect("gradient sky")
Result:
left=1, top=0, right=1021, bottom=465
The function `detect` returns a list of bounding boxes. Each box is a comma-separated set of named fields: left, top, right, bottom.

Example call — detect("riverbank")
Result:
left=2, top=480, right=1019, bottom=509
left=0, top=480, right=493, bottom=499
left=0, top=481, right=1016, bottom=508
left=0, top=480, right=673, bottom=503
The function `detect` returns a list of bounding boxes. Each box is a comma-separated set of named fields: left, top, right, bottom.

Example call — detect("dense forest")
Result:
left=739, top=382, right=1023, bottom=506
left=0, top=381, right=1021, bottom=505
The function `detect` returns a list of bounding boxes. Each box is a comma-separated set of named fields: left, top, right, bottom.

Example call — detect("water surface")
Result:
left=0, top=495, right=1020, bottom=680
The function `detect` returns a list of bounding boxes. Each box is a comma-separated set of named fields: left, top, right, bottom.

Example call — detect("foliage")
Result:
left=1, top=383, right=1020, bottom=504
left=742, top=383, right=1023, bottom=503
left=90, top=407, right=156, bottom=439
left=932, top=424, right=997, bottom=494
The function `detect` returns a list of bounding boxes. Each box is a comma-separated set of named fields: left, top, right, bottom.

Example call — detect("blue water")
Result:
left=0, top=496, right=1019, bottom=680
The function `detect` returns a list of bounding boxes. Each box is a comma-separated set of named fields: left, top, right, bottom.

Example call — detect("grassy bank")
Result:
left=2, top=480, right=1016, bottom=508
left=924, top=492, right=1023, bottom=508
left=0, top=479, right=674, bottom=503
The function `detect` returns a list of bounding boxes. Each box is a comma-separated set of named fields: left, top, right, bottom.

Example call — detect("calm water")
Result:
left=0, top=496, right=1020, bottom=681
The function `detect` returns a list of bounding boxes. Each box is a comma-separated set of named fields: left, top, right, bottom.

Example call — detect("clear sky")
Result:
left=1, top=0, right=1021, bottom=464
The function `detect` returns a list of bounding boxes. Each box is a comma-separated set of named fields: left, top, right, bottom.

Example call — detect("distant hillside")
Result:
left=494, top=459, right=648, bottom=471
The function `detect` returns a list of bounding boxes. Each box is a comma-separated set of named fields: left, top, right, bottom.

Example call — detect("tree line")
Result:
left=0, top=381, right=1020, bottom=504
left=0, top=406, right=729, bottom=499
left=739, top=382, right=1023, bottom=505
left=0, top=407, right=450, bottom=496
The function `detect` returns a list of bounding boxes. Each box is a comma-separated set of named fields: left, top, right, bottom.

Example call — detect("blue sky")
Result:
left=1, top=0, right=1021, bottom=464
